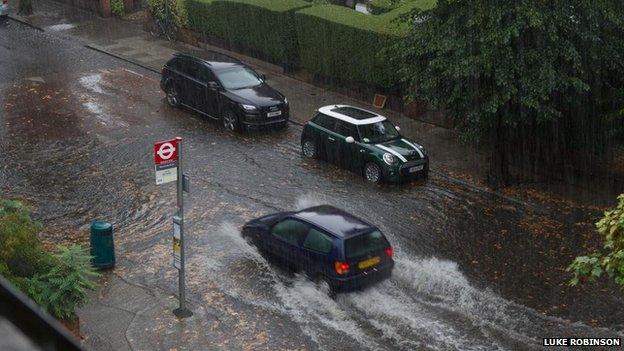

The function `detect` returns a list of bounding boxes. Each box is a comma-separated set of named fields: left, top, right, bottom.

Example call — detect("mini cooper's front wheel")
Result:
left=364, top=162, right=382, bottom=183
left=302, top=139, right=317, bottom=159
left=222, top=110, right=239, bottom=132
left=166, top=84, right=180, bottom=107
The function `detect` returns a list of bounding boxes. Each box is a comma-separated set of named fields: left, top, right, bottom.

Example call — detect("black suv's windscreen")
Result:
left=357, top=121, right=400, bottom=143
left=215, top=67, right=263, bottom=90
left=345, top=230, right=389, bottom=259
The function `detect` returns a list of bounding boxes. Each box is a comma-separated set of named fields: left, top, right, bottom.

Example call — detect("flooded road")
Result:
left=1, top=20, right=623, bottom=350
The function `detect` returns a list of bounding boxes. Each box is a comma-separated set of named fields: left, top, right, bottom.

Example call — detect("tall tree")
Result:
left=390, top=0, right=624, bottom=186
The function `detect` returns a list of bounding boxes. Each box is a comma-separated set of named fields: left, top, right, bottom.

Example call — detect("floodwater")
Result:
left=1, top=19, right=623, bottom=350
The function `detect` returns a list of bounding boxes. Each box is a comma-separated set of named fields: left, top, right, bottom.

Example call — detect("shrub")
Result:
left=568, top=194, right=624, bottom=290
left=185, top=0, right=310, bottom=68
left=1, top=200, right=99, bottom=321
left=111, top=0, right=125, bottom=17
left=0, top=200, right=50, bottom=279
left=27, top=245, right=100, bottom=320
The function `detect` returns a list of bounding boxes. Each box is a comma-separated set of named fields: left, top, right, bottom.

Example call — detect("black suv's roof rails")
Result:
left=172, top=52, right=211, bottom=65
left=174, top=51, right=242, bottom=65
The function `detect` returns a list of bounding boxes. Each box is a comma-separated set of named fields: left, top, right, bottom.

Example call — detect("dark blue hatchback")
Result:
left=242, top=205, right=394, bottom=292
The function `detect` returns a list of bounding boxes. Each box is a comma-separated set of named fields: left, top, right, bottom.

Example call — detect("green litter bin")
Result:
left=90, top=220, right=115, bottom=269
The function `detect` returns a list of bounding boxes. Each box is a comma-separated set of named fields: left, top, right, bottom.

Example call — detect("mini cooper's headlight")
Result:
left=241, top=104, right=257, bottom=111
left=416, top=144, right=427, bottom=156
left=383, top=153, right=398, bottom=166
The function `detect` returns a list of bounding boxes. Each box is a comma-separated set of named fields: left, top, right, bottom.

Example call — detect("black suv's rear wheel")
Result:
left=166, top=84, right=180, bottom=107
left=222, top=110, right=240, bottom=132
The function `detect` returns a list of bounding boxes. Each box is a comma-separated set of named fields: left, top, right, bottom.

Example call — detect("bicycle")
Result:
left=150, top=0, right=177, bottom=42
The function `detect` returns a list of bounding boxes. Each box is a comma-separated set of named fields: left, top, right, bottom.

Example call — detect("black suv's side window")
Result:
left=335, top=120, right=359, bottom=139
left=197, top=65, right=215, bottom=83
left=167, top=58, right=180, bottom=71
left=271, top=219, right=309, bottom=246
left=303, top=228, right=334, bottom=254
left=313, top=113, right=336, bottom=131
left=178, top=59, right=199, bottom=77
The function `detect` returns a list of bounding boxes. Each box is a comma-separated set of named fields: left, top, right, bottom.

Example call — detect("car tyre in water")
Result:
left=364, top=162, right=382, bottom=183
left=222, top=109, right=240, bottom=132
left=302, top=139, right=317, bottom=159
left=166, top=83, right=180, bottom=107
left=314, top=275, right=336, bottom=299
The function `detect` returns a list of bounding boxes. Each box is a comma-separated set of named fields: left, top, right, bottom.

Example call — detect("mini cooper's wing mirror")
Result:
left=345, top=136, right=355, bottom=144
left=395, top=126, right=401, bottom=132
left=259, top=73, right=266, bottom=81
left=208, top=81, right=220, bottom=89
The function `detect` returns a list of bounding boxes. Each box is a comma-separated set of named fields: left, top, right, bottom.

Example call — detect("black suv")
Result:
left=160, top=53, right=289, bottom=131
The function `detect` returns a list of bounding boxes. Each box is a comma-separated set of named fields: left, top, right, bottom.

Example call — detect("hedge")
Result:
left=184, top=0, right=436, bottom=88
left=293, top=2, right=435, bottom=88
left=185, top=0, right=310, bottom=68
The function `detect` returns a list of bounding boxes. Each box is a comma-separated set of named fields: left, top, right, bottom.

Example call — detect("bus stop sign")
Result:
left=154, top=138, right=179, bottom=185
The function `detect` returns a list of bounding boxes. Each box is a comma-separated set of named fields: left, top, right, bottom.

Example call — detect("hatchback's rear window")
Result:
left=344, top=230, right=388, bottom=259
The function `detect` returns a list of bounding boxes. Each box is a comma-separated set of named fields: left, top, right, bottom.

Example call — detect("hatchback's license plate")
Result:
left=358, top=256, right=380, bottom=270
left=267, top=110, right=282, bottom=117
left=409, top=165, right=424, bottom=173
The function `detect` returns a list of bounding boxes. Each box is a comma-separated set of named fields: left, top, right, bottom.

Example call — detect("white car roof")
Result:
left=318, top=105, right=387, bottom=125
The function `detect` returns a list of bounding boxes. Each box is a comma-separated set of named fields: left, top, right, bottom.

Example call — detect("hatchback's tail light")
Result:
left=385, top=247, right=394, bottom=258
left=334, top=261, right=350, bottom=275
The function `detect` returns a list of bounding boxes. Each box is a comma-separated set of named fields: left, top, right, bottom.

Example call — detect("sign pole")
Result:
left=173, top=137, right=192, bottom=318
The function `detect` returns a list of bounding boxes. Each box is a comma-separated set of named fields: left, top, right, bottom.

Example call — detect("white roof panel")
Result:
left=318, top=105, right=387, bottom=125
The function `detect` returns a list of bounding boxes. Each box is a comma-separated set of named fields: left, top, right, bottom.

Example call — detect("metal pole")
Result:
left=174, top=136, right=192, bottom=318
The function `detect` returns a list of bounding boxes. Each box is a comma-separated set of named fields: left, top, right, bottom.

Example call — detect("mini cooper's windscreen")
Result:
left=358, top=121, right=400, bottom=143
left=215, top=67, right=263, bottom=90
left=344, top=230, right=389, bottom=259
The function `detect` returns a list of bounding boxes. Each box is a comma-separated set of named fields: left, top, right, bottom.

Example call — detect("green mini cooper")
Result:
left=300, top=105, right=429, bottom=183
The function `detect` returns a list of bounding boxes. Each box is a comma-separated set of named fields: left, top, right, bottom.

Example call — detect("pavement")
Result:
left=3, top=2, right=624, bottom=350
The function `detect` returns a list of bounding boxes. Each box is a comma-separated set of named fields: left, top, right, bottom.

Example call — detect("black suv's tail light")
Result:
left=385, top=247, right=394, bottom=258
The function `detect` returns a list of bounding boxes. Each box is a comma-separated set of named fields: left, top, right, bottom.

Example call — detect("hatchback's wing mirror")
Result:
left=259, top=73, right=266, bottom=81
left=208, top=81, right=220, bottom=89
left=345, top=136, right=355, bottom=144
left=395, top=126, right=401, bottom=132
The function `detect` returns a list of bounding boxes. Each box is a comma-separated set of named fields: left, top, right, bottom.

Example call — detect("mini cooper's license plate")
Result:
left=358, top=256, right=380, bottom=270
left=267, top=110, right=282, bottom=117
left=409, top=165, right=424, bottom=173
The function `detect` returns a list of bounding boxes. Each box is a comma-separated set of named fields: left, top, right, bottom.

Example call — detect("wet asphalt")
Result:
left=1, top=19, right=623, bottom=350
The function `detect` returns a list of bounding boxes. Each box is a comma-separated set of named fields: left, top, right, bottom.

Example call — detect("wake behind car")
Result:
left=242, top=205, right=394, bottom=293
left=301, top=105, right=429, bottom=183
left=160, top=52, right=289, bottom=131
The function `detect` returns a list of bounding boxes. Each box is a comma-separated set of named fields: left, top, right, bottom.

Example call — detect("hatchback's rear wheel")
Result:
left=166, top=84, right=180, bottom=107
left=302, top=139, right=317, bottom=158
left=364, top=162, right=382, bottom=183
left=314, top=275, right=335, bottom=298
left=222, top=110, right=239, bottom=132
